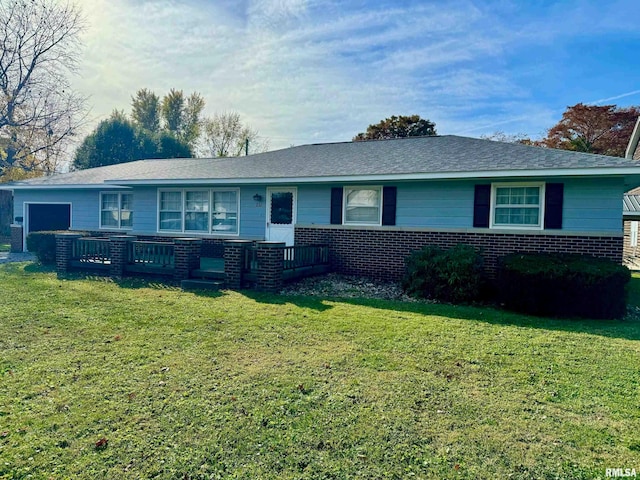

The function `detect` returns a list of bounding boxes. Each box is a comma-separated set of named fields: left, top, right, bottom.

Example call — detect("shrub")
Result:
left=26, top=231, right=82, bottom=265
left=402, top=244, right=485, bottom=303
left=497, top=253, right=630, bottom=319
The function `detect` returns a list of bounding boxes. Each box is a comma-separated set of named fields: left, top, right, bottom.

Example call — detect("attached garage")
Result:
left=26, top=203, right=71, bottom=235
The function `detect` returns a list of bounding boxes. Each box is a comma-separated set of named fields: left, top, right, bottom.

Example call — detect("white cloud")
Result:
left=69, top=0, right=640, bottom=151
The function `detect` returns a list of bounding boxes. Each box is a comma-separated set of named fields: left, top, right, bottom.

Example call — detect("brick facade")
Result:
left=174, top=238, right=202, bottom=280
left=623, top=220, right=640, bottom=267
left=109, top=235, right=135, bottom=279
left=224, top=240, right=253, bottom=289
left=55, top=233, right=84, bottom=276
left=10, top=225, right=23, bottom=253
left=255, top=242, right=285, bottom=292
left=296, top=226, right=623, bottom=281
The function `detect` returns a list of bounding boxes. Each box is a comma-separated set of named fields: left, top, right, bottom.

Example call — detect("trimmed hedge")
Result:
left=402, top=244, right=485, bottom=303
left=497, top=253, right=630, bottom=319
left=26, top=231, right=85, bottom=265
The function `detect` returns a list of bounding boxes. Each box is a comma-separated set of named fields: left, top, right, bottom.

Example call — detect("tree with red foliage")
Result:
left=541, top=103, right=639, bottom=157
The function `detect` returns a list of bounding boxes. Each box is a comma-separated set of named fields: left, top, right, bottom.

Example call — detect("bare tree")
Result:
left=0, top=0, right=87, bottom=179
left=200, top=112, right=268, bottom=157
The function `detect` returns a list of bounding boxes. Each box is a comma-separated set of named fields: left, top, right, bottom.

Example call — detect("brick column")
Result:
left=256, top=241, right=285, bottom=293
left=109, top=235, right=136, bottom=279
left=224, top=240, right=253, bottom=289
left=10, top=224, right=23, bottom=253
left=174, top=238, right=202, bottom=281
left=55, top=232, right=84, bottom=276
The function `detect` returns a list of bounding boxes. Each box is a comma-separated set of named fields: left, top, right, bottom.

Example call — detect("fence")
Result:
left=127, top=241, right=175, bottom=272
left=71, top=237, right=111, bottom=269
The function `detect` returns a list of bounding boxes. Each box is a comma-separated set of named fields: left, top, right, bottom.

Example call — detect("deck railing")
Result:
left=72, top=237, right=111, bottom=264
left=242, top=244, right=329, bottom=273
left=127, top=241, right=175, bottom=269
left=283, top=244, right=329, bottom=271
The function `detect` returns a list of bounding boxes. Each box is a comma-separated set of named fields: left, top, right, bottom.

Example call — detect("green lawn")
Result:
left=1, top=264, right=640, bottom=479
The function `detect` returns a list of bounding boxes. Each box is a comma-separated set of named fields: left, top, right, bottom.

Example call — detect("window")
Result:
left=491, top=183, right=544, bottom=229
left=632, top=221, right=639, bottom=248
left=158, top=189, right=239, bottom=235
left=212, top=190, right=238, bottom=233
left=100, top=192, right=133, bottom=229
left=344, top=187, right=382, bottom=225
left=159, top=191, right=183, bottom=231
left=185, top=190, right=209, bottom=232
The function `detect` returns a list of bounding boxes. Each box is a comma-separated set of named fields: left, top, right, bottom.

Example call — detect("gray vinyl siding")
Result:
left=297, top=185, right=331, bottom=225
left=239, top=186, right=266, bottom=238
left=295, top=177, right=624, bottom=233
left=13, top=189, right=101, bottom=231
left=12, top=176, right=625, bottom=238
left=562, top=177, right=624, bottom=232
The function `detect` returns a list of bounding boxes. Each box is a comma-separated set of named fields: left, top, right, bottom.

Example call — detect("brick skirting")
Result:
left=295, top=226, right=623, bottom=281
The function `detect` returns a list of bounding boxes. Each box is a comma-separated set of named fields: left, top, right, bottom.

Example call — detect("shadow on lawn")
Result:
left=243, top=289, right=640, bottom=342
left=15, top=262, right=640, bottom=341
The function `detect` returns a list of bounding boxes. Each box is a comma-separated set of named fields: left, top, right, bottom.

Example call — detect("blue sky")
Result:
left=73, top=0, right=640, bottom=151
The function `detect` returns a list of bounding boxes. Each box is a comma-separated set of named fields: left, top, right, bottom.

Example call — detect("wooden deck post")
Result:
left=224, top=240, right=253, bottom=289
left=256, top=241, right=285, bottom=293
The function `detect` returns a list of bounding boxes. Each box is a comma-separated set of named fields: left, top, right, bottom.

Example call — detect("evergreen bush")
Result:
left=497, top=253, right=630, bottom=319
left=403, top=244, right=485, bottom=303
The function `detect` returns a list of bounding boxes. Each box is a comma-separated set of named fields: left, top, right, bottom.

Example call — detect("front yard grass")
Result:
left=1, top=264, right=640, bottom=479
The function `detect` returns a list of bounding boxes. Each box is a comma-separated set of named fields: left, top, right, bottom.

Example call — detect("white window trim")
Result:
left=211, top=187, right=240, bottom=235
left=99, top=192, right=133, bottom=230
left=158, top=189, right=184, bottom=232
left=490, top=182, right=545, bottom=230
left=343, top=186, right=383, bottom=226
left=631, top=221, right=638, bottom=247
left=157, top=188, right=240, bottom=236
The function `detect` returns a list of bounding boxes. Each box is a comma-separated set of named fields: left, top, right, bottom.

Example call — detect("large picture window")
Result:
left=491, top=183, right=544, bottom=229
left=158, top=189, right=239, bottom=235
left=344, top=187, right=382, bottom=225
left=100, top=192, right=133, bottom=229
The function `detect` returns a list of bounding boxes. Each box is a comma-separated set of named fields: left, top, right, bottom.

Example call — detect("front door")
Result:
left=266, top=187, right=296, bottom=246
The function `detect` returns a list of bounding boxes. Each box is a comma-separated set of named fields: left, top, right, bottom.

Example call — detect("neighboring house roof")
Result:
left=5, top=135, right=640, bottom=189
left=626, top=117, right=640, bottom=160
left=624, top=194, right=640, bottom=215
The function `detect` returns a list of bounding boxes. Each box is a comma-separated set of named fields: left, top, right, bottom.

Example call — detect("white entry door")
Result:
left=266, top=187, right=296, bottom=246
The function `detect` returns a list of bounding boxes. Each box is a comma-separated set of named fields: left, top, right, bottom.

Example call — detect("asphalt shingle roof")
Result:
left=9, top=135, right=640, bottom=187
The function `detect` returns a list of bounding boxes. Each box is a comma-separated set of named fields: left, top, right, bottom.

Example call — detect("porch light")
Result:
left=253, top=194, right=263, bottom=202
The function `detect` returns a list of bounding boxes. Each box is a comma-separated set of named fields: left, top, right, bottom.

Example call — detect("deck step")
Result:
left=191, top=269, right=226, bottom=280
left=181, top=279, right=225, bottom=291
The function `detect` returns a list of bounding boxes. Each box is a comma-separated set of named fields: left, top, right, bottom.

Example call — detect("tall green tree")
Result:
left=159, top=89, right=204, bottom=149
left=161, top=89, right=185, bottom=135
left=131, top=89, right=160, bottom=133
left=541, top=103, right=640, bottom=157
left=72, top=111, right=191, bottom=170
left=353, top=115, right=437, bottom=141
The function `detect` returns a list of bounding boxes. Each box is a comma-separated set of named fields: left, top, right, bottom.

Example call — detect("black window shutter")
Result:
left=473, top=185, right=491, bottom=228
left=382, top=186, right=397, bottom=226
left=330, top=187, right=343, bottom=224
left=544, top=183, right=563, bottom=229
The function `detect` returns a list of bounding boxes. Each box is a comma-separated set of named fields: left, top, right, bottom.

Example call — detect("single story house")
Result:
left=4, top=134, right=640, bottom=281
